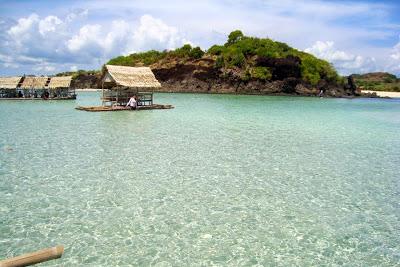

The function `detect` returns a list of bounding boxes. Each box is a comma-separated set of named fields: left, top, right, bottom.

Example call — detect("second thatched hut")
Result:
left=48, top=76, right=75, bottom=98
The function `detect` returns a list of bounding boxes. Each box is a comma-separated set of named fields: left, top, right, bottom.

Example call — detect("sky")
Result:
left=1, top=0, right=400, bottom=76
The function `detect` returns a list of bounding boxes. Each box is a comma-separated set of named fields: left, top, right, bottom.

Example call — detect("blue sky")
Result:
left=1, top=0, right=400, bottom=76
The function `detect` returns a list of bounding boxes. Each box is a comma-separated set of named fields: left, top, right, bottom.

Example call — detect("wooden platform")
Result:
left=75, top=104, right=174, bottom=112
left=0, top=96, right=76, bottom=101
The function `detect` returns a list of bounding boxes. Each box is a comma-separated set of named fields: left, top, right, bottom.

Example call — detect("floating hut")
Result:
left=48, top=76, right=75, bottom=98
left=20, top=76, right=50, bottom=98
left=101, top=65, right=161, bottom=107
left=76, top=65, right=173, bottom=111
left=0, top=75, right=75, bottom=100
left=0, top=77, right=22, bottom=98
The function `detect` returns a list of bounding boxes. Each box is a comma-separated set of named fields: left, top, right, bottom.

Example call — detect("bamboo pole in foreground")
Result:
left=0, top=245, right=64, bottom=267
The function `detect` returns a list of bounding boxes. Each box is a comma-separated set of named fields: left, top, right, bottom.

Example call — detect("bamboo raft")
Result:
left=75, top=104, right=174, bottom=112
left=0, top=245, right=64, bottom=267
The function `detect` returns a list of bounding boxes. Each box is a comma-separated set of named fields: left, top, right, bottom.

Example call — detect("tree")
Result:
left=208, top=45, right=225, bottom=55
left=226, top=30, right=244, bottom=46
left=189, top=47, right=205, bottom=59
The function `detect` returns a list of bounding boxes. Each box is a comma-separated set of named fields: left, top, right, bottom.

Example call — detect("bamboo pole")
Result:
left=0, top=245, right=64, bottom=267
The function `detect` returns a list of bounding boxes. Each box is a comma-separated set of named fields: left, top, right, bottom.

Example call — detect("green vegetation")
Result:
left=353, top=72, right=400, bottom=92
left=107, top=44, right=205, bottom=66
left=107, top=50, right=167, bottom=66
left=107, top=30, right=341, bottom=86
left=249, top=67, right=272, bottom=80
left=55, top=69, right=100, bottom=79
left=209, top=30, right=339, bottom=85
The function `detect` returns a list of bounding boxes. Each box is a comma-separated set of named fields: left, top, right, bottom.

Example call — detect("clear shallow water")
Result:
left=0, top=92, right=399, bottom=266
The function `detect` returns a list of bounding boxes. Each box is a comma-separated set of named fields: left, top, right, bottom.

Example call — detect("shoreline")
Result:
left=75, top=88, right=400, bottom=98
left=362, top=90, right=400, bottom=98
left=75, top=89, right=102, bottom=92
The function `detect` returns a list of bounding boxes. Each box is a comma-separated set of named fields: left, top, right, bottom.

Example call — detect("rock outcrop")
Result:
left=70, top=30, right=362, bottom=97
left=71, top=73, right=101, bottom=89
left=150, top=57, right=353, bottom=97
left=71, top=57, right=356, bottom=97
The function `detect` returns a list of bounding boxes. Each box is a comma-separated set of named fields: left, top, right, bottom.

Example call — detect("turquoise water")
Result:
left=0, top=92, right=399, bottom=266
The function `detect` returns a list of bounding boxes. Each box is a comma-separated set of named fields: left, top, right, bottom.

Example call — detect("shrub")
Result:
left=241, top=70, right=251, bottom=81
left=107, top=50, right=167, bottom=66
left=189, top=46, right=205, bottom=59
left=231, top=52, right=246, bottom=67
left=215, top=56, right=225, bottom=68
left=297, top=52, right=339, bottom=85
left=224, top=47, right=246, bottom=67
left=250, top=67, right=272, bottom=80
left=173, top=44, right=193, bottom=57
left=208, top=45, right=226, bottom=55
left=383, top=76, right=395, bottom=83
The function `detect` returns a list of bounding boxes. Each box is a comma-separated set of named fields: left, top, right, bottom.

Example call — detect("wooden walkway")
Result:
left=0, top=96, right=76, bottom=101
left=75, top=104, right=174, bottom=112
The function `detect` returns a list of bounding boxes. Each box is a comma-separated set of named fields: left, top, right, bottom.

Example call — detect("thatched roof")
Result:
left=20, top=77, right=49, bottom=89
left=0, top=77, right=22, bottom=89
left=48, top=76, right=72, bottom=89
left=104, top=65, right=161, bottom=88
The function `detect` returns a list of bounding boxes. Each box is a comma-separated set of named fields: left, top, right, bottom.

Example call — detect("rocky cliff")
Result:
left=151, top=56, right=356, bottom=97
left=71, top=73, right=101, bottom=89
left=70, top=56, right=357, bottom=97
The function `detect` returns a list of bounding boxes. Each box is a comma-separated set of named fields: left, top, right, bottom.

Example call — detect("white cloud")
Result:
left=104, top=20, right=132, bottom=54
left=305, top=41, right=377, bottom=75
left=7, top=14, right=40, bottom=45
left=1, top=13, right=190, bottom=74
left=66, top=9, right=89, bottom=22
left=0, top=0, right=399, bottom=76
left=67, top=24, right=103, bottom=53
left=0, top=53, right=19, bottom=68
left=38, top=16, right=63, bottom=36
left=33, top=65, right=56, bottom=72
left=128, top=15, right=189, bottom=52
left=67, top=14, right=189, bottom=58
left=305, top=41, right=354, bottom=62
left=391, top=37, right=400, bottom=60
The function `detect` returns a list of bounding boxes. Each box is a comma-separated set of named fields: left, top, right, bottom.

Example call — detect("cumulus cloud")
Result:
left=0, top=13, right=190, bottom=74
left=66, top=9, right=89, bottom=22
left=7, top=14, right=40, bottom=46
left=67, top=15, right=189, bottom=57
left=0, top=0, right=398, bottom=76
left=38, top=16, right=63, bottom=36
left=391, top=37, right=400, bottom=61
left=67, top=24, right=103, bottom=53
left=0, top=53, right=18, bottom=68
left=305, top=41, right=377, bottom=75
left=128, top=15, right=190, bottom=53
left=305, top=41, right=354, bottom=61
left=33, top=65, right=56, bottom=72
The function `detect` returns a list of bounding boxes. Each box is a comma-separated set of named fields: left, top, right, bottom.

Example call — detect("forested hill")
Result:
left=106, top=30, right=355, bottom=96
left=71, top=30, right=359, bottom=96
left=109, top=30, right=340, bottom=86
left=352, top=72, right=400, bottom=92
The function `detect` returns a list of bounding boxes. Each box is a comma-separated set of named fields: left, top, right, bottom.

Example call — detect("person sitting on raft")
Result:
left=126, top=96, right=137, bottom=110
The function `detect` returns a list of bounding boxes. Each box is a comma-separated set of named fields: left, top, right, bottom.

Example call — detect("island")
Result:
left=61, top=30, right=361, bottom=97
